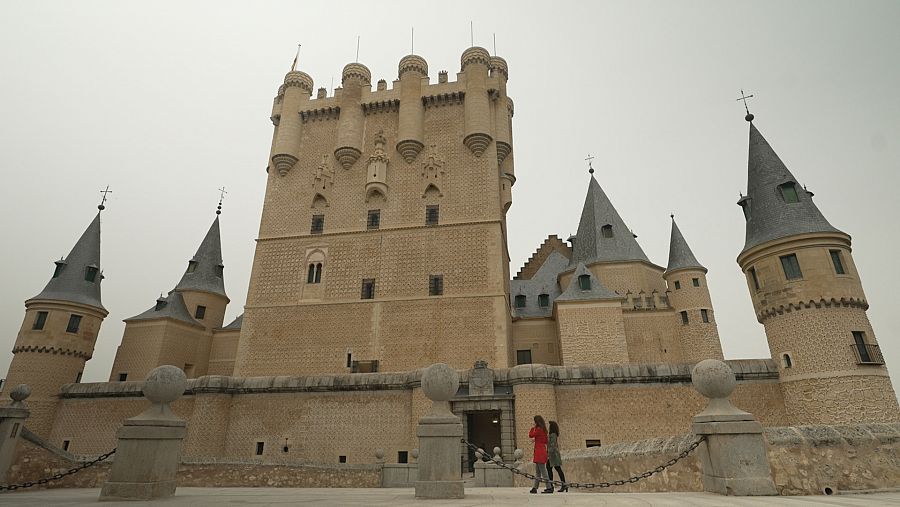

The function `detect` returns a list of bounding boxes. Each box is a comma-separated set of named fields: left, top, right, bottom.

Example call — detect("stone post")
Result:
left=691, top=359, right=777, bottom=496
left=100, top=365, right=187, bottom=501
left=415, top=363, right=464, bottom=499
left=0, top=385, right=31, bottom=483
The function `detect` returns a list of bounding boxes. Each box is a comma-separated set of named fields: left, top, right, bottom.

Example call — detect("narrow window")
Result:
left=255, top=442, right=265, bottom=455
left=674, top=280, right=681, bottom=290
left=310, top=214, right=325, bottom=234
left=429, top=275, right=444, bottom=296
left=749, top=267, right=760, bottom=290
left=346, top=352, right=352, bottom=368
left=215, top=264, right=224, bottom=278
left=425, top=205, right=439, bottom=226
left=32, top=311, right=48, bottom=330
left=692, top=278, right=700, bottom=287
left=779, top=182, right=799, bottom=203
left=701, top=309, right=710, bottom=323
left=66, top=314, right=82, bottom=334
left=367, top=209, right=381, bottom=230
left=314, top=263, right=322, bottom=283
left=307, top=264, right=316, bottom=283
left=339, top=455, right=347, bottom=463
left=538, top=294, right=550, bottom=307
left=195, top=306, right=206, bottom=320
left=398, top=451, right=409, bottom=464
left=514, top=295, right=526, bottom=308
left=585, top=439, right=602, bottom=448
left=853, top=331, right=871, bottom=363
left=53, top=261, right=65, bottom=278
left=830, top=250, right=846, bottom=275
left=118, top=373, right=128, bottom=382
left=578, top=274, right=591, bottom=290
left=186, top=260, right=197, bottom=274
left=361, top=279, right=375, bottom=299
left=601, top=224, right=613, bottom=238
left=516, top=349, right=532, bottom=365
left=75, top=371, right=83, bottom=383
left=782, top=353, right=793, bottom=368
left=84, top=266, right=99, bottom=282
left=62, top=440, right=71, bottom=451
left=780, top=254, right=803, bottom=280
left=680, top=311, right=689, bottom=325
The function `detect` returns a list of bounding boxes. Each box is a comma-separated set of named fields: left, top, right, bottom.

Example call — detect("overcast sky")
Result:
left=1, top=1, right=898, bottom=392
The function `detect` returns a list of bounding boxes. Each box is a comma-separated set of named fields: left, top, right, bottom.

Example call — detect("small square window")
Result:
left=516, top=349, right=532, bottom=365
left=429, top=275, right=444, bottom=296
left=701, top=309, right=710, bottom=323
left=195, top=306, right=206, bottom=319
left=255, top=442, right=265, bottom=456
left=62, top=440, right=71, bottom=451
left=186, top=261, right=197, bottom=274
left=66, top=314, right=82, bottom=334
left=586, top=439, right=602, bottom=448
left=425, top=205, right=439, bottom=226
left=32, top=311, right=48, bottom=330
left=674, top=280, right=681, bottom=290
left=779, top=182, right=799, bottom=203
left=780, top=254, right=803, bottom=280
left=748, top=267, right=760, bottom=290
left=361, top=279, right=376, bottom=299
left=84, top=266, right=99, bottom=283
left=692, top=278, right=700, bottom=287
left=367, top=209, right=381, bottom=230
left=830, top=250, right=846, bottom=275
left=514, top=295, right=526, bottom=308
left=601, top=224, right=613, bottom=238
left=339, top=455, right=347, bottom=463
left=578, top=274, right=591, bottom=290
left=398, top=451, right=409, bottom=464
left=680, top=311, right=689, bottom=325
left=311, top=214, right=325, bottom=234
left=538, top=294, right=550, bottom=307
left=118, top=373, right=128, bottom=382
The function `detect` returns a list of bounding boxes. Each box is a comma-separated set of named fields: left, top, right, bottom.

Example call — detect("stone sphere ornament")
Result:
left=10, top=384, right=31, bottom=402
left=411, top=448, right=419, bottom=460
left=374, top=448, right=385, bottom=460
left=691, top=359, right=736, bottom=400
left=143, top=365, right=187, bottom=404
left=421, top=363, right=459, bottom=402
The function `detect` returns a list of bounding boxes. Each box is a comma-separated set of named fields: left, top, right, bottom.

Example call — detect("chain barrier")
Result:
left=462, top=436, right=704, bottom=489
left=0, top=448, right=116, bottom=492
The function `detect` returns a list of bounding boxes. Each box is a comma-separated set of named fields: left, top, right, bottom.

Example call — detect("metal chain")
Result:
left=0, top=448, right=116, bottom=492
left=462, top=436, right=704, bottom=489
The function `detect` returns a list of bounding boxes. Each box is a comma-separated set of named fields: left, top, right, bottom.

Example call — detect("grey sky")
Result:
left=1, top=1, right=898, bottom=391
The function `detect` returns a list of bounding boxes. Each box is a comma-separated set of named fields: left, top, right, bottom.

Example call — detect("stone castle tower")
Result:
left=736, top=117, right=899, bottom=424
left=4, top=210, right=108, bottom=435
left=233, top=47, right=516, bottom=375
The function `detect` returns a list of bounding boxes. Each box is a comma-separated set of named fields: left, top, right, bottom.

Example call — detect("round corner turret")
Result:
left=399, top=54, right=428, bottom=78
left=342, top=63, right=371, bottom=85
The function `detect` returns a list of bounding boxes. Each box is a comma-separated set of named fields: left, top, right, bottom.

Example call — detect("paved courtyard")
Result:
left=3, top=488, right=900, bottom=506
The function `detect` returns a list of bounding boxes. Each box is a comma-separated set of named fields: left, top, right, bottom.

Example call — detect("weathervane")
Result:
left=737, top=89, right=754, bottom=122
left=98, top=185, right=112, bottom=211
left=585, top=154, right=595, bottom=175
left=217, top=186, right=227, bottom=215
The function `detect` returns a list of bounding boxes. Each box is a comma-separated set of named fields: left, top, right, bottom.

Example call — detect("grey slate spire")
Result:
left=665, top=218, right=706, bottom=274
left=556, top=262, right=622, bottom=302
left=31, top=212, right=105, bottom=310
left=174, top=217, right=227, bottom=298
left=570, top=176, right=650, bottom=266
left=739, top=122, right=842, bottom=253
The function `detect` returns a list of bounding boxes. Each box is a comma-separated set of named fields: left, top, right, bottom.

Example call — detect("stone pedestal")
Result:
left=691, top=360, right=777, bottom=496
left=415, top=363, right=464, bottom=499
left=0, top=385, right=31, bottom=483
left=100, top=366, right=187, bottom=501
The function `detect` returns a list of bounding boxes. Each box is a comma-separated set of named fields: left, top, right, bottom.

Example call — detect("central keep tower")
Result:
left=234, top=48, right=515, bottom=376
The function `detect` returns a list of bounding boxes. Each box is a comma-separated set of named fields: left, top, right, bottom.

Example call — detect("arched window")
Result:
left=307, top=264, right=316, bottom=283
left=601, top=224, right=613, bottom=238
left=314, top=263, right=323, bottom=283
left=782, top=353, right=793, bottom=368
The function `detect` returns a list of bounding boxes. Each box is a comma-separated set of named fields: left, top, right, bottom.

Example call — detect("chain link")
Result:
left=462, top=436, right=704, bottom=489
left=0, top=448, right=116, bottom=492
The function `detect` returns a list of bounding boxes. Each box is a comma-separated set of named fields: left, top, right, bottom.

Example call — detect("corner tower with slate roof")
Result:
left=4, top=210, right=109, bottom=435
left=109, top=216, right=234, bottom=381
left=736, top=117, right=899, bottom=425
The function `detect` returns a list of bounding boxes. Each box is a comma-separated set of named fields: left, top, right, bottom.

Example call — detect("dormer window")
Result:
left=514, top=295, right=526, bottom=308
left=779, top=182, right=799, bottom=203
left=578, top=274, right=591, bottom=290
left=215, top=264, right=224, bottom=277
left=155, top=298, right=168, bottom=311
left=601, top=224, right=613, bottom=238
left=53, top=260, right=66, bottom=278
left=186, top=261, right=198, bottom=274
left=84, top=265, right=99, bottom=283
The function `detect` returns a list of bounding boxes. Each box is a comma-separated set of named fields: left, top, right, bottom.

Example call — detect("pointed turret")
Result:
left=174, top=217, right=227, bottom=298
left=665, top=218, right=706, bottom=275
left=739, top=122, right=842, bottom=253
left=570, top=176, right=650, bottom=266
left=31, top=212, right=104, bottom=310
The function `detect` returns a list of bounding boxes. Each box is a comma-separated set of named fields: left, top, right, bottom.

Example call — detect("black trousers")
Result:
left=547, top=465, right=566, bottom=483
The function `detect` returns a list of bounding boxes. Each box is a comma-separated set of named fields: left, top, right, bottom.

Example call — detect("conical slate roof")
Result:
left=125, top=291, right=202, bottom=327
left=174, top=217, right=227, bottom=298
left=31, top=212, right=105, bottom=310
left=740, top=122, right=842, bottom=252
left=556, top=262, right=622, bottom=302
left=665, top=219, right=706, bottom=274
left=223, top=313, right=243, bottom=330
left=570, top=177, right=650, bottom=266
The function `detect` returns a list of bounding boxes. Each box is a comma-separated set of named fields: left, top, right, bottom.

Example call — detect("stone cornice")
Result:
left=362, top=99, right=400, bottom=115
left=299, top=106, right=340, bottom=122
left=422, top=92, right=464, bottom=108
left=757, top=296, right=869, bottom=321
left=12, top=345, right=91, bottom=360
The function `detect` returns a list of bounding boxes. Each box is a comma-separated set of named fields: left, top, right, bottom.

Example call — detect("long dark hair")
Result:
left=533, top=415, right=547, bottom=433
left=549, top=420, right=560, bottom=436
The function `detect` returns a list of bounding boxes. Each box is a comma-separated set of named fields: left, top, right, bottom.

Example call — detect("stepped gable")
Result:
left=515, top=235, right=571, bottom=280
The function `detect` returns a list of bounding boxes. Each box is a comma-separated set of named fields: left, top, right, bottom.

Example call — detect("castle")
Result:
left=3, top=46, right=898, bottom=466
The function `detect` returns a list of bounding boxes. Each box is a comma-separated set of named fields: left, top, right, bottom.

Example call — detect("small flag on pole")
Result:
left=291, top=44, right=301, bottom=71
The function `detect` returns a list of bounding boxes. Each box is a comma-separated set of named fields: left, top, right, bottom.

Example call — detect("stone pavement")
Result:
left=3, top=488, right=900, bottom=506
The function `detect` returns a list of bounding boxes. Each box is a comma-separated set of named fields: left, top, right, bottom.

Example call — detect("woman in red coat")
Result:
left=528, top=415, right=552, bottom=494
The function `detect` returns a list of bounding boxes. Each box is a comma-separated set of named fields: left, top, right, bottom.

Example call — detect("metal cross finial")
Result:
left=585, top=154, right=595, bottom=175
left=737, top=89, right=755, bottom=121
left=98, top=185, right=112, bottom=211
left=217, top=186, right=227, bottom=215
